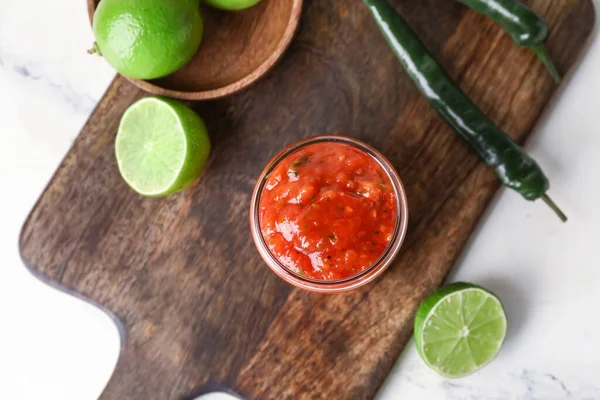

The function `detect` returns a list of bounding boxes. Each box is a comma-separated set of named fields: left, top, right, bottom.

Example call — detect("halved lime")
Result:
left=414, top=282, right=507, bottom=378
left=115, top=97, right=211, bottom=197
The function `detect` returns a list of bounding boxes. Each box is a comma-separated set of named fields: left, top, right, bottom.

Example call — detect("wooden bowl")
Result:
left=87, top=0, right=303, bottom=100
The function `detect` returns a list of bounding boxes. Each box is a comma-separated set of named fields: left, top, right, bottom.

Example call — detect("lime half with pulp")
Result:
left=414, top=282, right=507, bottom=378
left=115, top=97, right=211, bottom=197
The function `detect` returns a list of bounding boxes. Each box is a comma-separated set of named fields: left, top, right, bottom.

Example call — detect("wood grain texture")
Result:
left=20, top=1, right=594, bottom=399
left=87, top=0, right=303, bottom=100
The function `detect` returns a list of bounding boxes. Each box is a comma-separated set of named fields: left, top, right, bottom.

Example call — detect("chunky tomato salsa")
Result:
left=259, top=142, right=398, bottom=281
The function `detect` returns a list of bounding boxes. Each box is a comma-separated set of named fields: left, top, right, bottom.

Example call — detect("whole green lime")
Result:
left=205, top=0, right=263, bottom=11
left=93, top=0, right=204, bottom=80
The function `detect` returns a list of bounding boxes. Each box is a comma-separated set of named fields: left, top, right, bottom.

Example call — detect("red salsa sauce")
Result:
left=259, top=142, right=398, bottom=281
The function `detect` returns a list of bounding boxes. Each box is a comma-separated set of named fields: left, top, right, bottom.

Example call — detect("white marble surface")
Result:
left=1, top=1, right=600, bottom=399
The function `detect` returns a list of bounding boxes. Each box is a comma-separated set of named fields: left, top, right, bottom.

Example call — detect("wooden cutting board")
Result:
left=20, top=1, right=594, bottom=399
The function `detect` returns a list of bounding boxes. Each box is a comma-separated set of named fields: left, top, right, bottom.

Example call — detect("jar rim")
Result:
left=249, top=135, right=409, bottom=293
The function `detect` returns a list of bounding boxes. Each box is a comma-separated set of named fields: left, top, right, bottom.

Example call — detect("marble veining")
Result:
left=0, top=47, right=98, bottom=115
left=380, top=356, right=600, bottom=399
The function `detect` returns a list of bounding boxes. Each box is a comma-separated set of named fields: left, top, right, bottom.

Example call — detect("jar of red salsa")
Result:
left=250, top=136, right=408, bottom=293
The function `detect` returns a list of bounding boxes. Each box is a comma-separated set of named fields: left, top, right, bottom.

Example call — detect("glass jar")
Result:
left=250, top=135, right=409, bottom=293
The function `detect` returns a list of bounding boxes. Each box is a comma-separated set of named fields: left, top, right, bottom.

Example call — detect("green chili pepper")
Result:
left=455, top=0, right=560, bottom=82
left=363, top=0, right=567, bottom=222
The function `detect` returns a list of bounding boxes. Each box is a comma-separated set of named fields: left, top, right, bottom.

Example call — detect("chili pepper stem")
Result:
left=531, top=44, right=561, bottom=83
left=541, top=194, right=568, bottom=222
